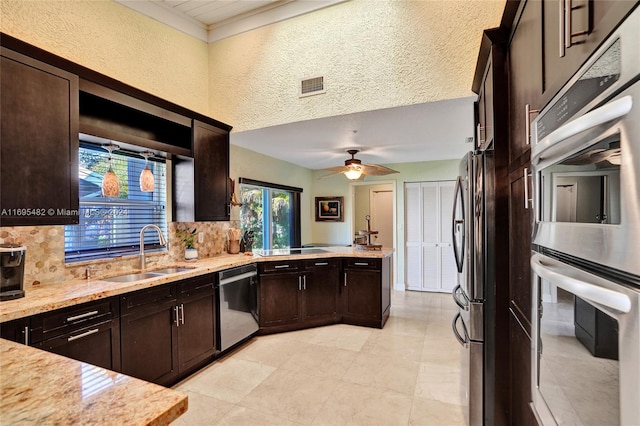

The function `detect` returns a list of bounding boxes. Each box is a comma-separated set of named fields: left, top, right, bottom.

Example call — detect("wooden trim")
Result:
left=238, top=178, right=303, bottom=193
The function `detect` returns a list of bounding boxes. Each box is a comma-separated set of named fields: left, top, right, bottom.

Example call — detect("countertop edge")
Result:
left=0, top=248, right=394, bottom=322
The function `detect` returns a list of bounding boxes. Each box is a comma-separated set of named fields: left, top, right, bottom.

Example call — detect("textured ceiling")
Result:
left=120, top=0, right=505, bottom=168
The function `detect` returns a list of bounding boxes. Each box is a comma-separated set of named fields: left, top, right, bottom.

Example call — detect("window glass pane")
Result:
left=64, top=144, right=167, bottom=261
left=240, top=184, right=294, bottom=250
left=271, top=191, right=290, bottom=249
left=240, top=186, right=264, bottom=250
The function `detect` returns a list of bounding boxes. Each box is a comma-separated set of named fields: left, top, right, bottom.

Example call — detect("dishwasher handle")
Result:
left=219, top=271, right=257, bottom=286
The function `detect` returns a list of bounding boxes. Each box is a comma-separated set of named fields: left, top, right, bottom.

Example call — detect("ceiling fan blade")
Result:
left=360, top=164, right=399, bottom=176
left=318, top=170, right=344, bottom=179
left=322, top=165, right=350, bottom=172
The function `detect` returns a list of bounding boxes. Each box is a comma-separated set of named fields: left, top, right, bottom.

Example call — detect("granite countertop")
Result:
left=0, top=339, right=187, bottom=425
left=0, top=246, right=393, bottom=323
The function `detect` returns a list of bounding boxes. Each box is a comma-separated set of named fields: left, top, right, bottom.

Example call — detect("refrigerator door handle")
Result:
left=452, top=285, right=470, bottom=311
left=452, top=175, right=465, bottom=273
left=452, top=311, right=469, bottom=348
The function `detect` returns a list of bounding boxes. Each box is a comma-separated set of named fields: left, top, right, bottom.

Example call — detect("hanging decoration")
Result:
left=139, top=152, right=155, bottom=192
left=101, top=144, right=120, bottom=197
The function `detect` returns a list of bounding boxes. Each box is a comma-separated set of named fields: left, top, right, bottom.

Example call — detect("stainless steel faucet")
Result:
left=139, top=224, right=167, bottom=270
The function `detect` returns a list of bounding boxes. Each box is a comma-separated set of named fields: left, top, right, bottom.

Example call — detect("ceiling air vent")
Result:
left=300, top=76, right=325, bottom=97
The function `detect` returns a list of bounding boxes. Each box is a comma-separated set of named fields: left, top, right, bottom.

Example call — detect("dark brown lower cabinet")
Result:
left=120, top=295, right=178, bottom=385
left=120, top=275, right=216, bottom=386
left=509, top=309, right=535, bottom=426
left=258, top=259, right=340, bottom=333
left=342, top=257, right=391, bottom=328
left=176, top=278, right=217, bottom=373
left=258, top=271, right=302, bottom=328
left=302, top=259, right=340, bottom=322
left=34, top=319, right=120, bottom=371
left=0, top=318, right=29, bottom=344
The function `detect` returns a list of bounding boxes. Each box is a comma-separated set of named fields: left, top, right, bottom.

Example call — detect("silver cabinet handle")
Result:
left=303, top=275, right=306, bottom=290
left=174, top=306, right=180, bottom=327
left=476, top=123, right=485, bottom=145
left=558, top=0, right=565, bottom=57
left=564, top=0, right=589, bottom=49
left=344, top=272, right=347, bottom=287
left=354, top=262, right=368, bottom=266
left=298, top=276, right=302, bottom=291
left=67, top=328, right=99, bottom=342
left=314, top=262, right=328, bottom=266
left=524, top=104, right=540, bottom=145
left=525, top=103, right=539, bottom=145
left=67, top=310, right=99, bottom=322
left=179, top=303, right=185, bottom=325
left=24, top=326, right=29, bottom=346
left=524, top=168, right=533, bottom=210
left=274, top=264, right=290, bottom=269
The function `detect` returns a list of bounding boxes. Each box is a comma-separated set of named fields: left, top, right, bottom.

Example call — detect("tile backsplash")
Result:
left=0, top=221, right=237, bottom=287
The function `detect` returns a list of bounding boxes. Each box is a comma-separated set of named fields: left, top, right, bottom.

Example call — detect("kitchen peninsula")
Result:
left=0, top=247, right=392, bottom=424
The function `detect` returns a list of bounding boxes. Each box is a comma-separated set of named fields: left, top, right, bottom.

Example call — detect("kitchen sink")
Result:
left=101, top=266, right=196, bottom=282
left=102, top=272, right=163, bottom=282
left=151, top=267, right=196, bottom=274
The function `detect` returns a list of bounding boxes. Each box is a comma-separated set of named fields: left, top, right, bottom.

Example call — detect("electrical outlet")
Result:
left=198, top=232, right=204, bottom=244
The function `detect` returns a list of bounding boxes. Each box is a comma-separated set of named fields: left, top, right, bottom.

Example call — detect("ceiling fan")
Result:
left=320, top=149, right=399, bottom=180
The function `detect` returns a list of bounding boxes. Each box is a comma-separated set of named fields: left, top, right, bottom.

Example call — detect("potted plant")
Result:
left=176, top=228, right=198, bottom=260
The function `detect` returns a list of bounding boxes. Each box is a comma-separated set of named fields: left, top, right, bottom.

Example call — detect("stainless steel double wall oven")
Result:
left=530, top=6, right=640, bottom=425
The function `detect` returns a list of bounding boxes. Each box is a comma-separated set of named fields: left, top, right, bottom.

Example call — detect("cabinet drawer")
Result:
left=303, top=259, right=339, bottom=270
left=343, top=258, right=381, bottom=270
left=259, top=261, right=300, bottom=274
left=30, top=297, right=118, bottom=343
left=121, top=284, right=176, bottom=315
left=178, top=274, right=214, bottom=297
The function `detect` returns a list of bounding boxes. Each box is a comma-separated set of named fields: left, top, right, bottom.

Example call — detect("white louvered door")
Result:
left=405, top=181, right=456, bottom=292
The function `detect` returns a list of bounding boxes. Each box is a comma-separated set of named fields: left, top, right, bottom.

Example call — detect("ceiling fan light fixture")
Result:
left=344, top=165, right=363, bottom=180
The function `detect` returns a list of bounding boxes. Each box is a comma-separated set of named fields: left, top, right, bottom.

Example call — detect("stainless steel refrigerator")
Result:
left=451, top=150, right=499, bottom=425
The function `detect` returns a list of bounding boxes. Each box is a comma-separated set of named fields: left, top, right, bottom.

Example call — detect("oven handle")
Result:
left=532, top=95, right=632, bottom=164
left=531, top=253, right=632, bottom=313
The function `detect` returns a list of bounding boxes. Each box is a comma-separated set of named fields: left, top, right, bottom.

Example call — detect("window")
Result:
left=239, top=178, right=302, bottom=250
left=64, top=143, right=167, bottom=261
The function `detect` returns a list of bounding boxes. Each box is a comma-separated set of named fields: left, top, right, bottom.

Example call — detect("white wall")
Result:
left=208, top=0, right=505, bottom=131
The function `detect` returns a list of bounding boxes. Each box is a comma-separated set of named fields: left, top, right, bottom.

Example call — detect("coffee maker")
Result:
left=0, top=244, right=26, bottom=301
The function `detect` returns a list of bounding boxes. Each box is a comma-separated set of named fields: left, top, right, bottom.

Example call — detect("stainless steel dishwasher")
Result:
left=216, top=264, right=258, bottom=352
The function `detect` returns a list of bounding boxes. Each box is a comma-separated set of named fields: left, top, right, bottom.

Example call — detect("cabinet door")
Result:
left=0, top=48, right=79, bottom=226
left=509, top=164, right=533, bottom=332
left=193, top=120, right=230, bottom=221
left=0, top=318, right=29, bottom=345
left=302, top=261, right=339, bottom=321
left=120, top=302, right=178, bottom=385
left=542, top=0, right=637, bottom=104
left=177, top=288, right=216, bottom=373
left=34, top=319, right=120, bottom=372
left=258, top=272, right=301, bottom=326
left=509, top=310, right=535, bottom=426
left=508, top=0, right=543, bottom=163
left=343, top=269, right=381, bottom=322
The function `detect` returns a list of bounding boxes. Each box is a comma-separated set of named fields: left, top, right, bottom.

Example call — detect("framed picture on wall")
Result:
left=315, top=196, right=344, bottom=222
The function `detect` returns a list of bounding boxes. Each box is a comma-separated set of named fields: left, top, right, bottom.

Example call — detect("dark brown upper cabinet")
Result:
left=173, top=120, right=230, bottom=222
left=542, top=0, right=638, bottom=106
left=0, top=48, right=79, bottom=226
left=508, top=0, right=544, bottom=166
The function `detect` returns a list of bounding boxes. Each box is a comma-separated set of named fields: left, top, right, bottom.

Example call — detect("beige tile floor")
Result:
left=172, top=290, right=464, bottom=426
